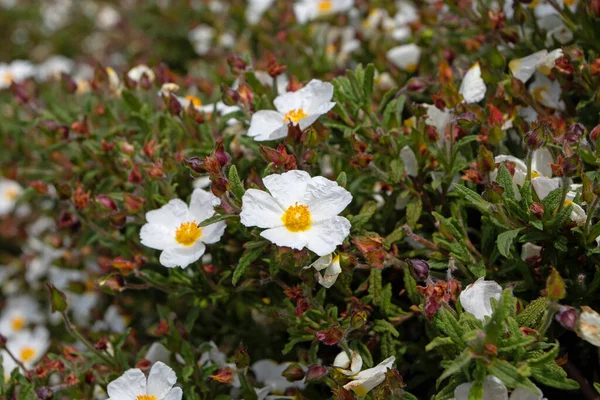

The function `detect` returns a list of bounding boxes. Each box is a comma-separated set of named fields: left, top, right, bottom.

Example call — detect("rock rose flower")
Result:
left=293, top=0, right=354, bottom=24
left=459, top=62, right=486, bottom=104
left=459, top=278, right=502, bottom=322
left=304, top=253, right=342, bottom=288
left=240, top=170, right=352, bottom=256
left=106, top=361, right=182, bottom=400
left=455, top=375, right=545, bottom=400
left=0, top=179, right=23, bottom=216
left=140, top=189, right=226, bottom=268
left=342, top=356, right=396, bottom=396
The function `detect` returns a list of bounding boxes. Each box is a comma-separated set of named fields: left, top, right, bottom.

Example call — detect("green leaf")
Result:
left=403, top=266, right=421, bottom=304
left=453, top=184, right=492, bottom=213
left=406, top=198, right=422, bottom=228
left=199, top=214, right=238, bottom=227
left=363, top=63, right=375, bottom=99
left=497, top=229, right=521, bottom=258
left=336, top=171, right=347, bottom=187
left=516, top=297, right=550, bottom=330
left=349, top=201, right=378, bottom=228
left=426, top=337, right=455, bottom=351
left=434, top=307, right=465, bottom=346
left=437, top=348, right=473, bottom=386
left=542, top=187, right=563, bottom=215
left=487, top=359, right=538, bottom=392
left=530, top=362, right=579, bottom=390
left=122, top=90, right=143, bottom=112
left=497, top=164, right=515, bottom=200
left=232, top=243, right=268, bottom=286
left=228, top=165, right=246, bottom=199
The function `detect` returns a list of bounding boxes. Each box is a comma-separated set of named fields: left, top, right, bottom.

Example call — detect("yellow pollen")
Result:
left=20, top=347, right=36, bottom=363
left=352, top=384, right=369, bottom=397
left=10, top=316, right=25, bottom=331
left=175, top=221, right=202, bottom=246
left=508, top=59, right=520, bottom=74
left=538, top=65, right=552, bottom=75
left=282, top=108, right=308, bottom=124
left=531, top=171, right=540, bottom=178
left=318, top=0, right=333, bottom=12
left=2, top=72, right=13, bottom=85
left=137, top=396, right=157, bottom=400
left=333, top=255, right=340, bottom=263
left=532, top=87, right=547, bottom=102
left=282, top=203, right=312, bottom=232
left=405, top=63, right=418, bottom=73
left=185, top=95, right=202, bottom=107
left=564, top=200, right=574, bottom=207
left=564, top=0, right=575, bottom=5
left=262, top=297, right=271, bottom=305
left=5, top=188, right=19, bottom=200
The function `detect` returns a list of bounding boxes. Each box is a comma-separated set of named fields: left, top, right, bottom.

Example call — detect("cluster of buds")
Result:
left=185, top=140, right=231, bottom=196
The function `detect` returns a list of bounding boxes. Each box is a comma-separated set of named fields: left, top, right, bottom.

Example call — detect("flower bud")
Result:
left=529, top=202, right=544, bottom=219
left=305, top=365, right=327, bottom=382
left=123, top=193, right=146, bottom=214
left=316, top=327, right=343, bottom=346
left=220, top=83, right=240, bottom=106
left=555, top=305, right=577, bottom=330
left=525, top=128, right=544, bottom=150
left=407, top=259, right=430, bottom=280
left=234, top=344, right=250, bottom=369
left=227, top=56, right=247, bottom=73
left=168, top=93, right=182, bottom=115
left=350, top=311, right=367, bottom=329
left=282, top=363, right=305, bottom=382
left=546, top=268, right=566, bottom=301
left=47, top=283, right=68, bottom=313
left=214, top=141, right=231, bottom=167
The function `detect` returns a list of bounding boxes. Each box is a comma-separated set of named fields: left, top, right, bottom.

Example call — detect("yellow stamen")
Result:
left=282, top=108, right=308, bottom=124
left=564, top=0, right=575, bottom=6
left=531, top=171, right=540, bottom=179
left=5, top=188, right=19, bottom=200
left=20, top=347, right=36, bottom=363
left=185, top=95, right=202, bottom=107
left=282, top=203, right=312, bottom=232
left=532, top=87, right=547, bottom=102
left=137, top=396, right=157, bottom=400
left=318, top=0, right=333, bottom=13
left=175, top=221, right=202, bottom=246
left=352, top=384, right=369, bottom=397
left=332, top=255, right=340, bottom=263
left=405, top=63, right=418, bottom=73
left=564, top=200, right=574, bottom=207
left=2, top=72, right=13, bottom=85
left=10, top=316, right=25, bottom=331
left=262, top=297, right=271, bottom=305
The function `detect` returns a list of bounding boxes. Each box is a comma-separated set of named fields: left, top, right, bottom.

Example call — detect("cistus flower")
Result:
left=247, top=79, right=336, bottom=142
left=333, top=350, right=362, bottom=376
left=0, top=179, right=23, bottom=215
left=459, top=62, right=487, bottom=104
left=246, top=0, right=275, bottom=25
left=105, top=361, right=182, bottom=400
left=0, top=60, right=35, bottom=89
left=342, top=356, right=396, bottom=396
left=509, top=48, right=563, bottom=83
left=251, top=359, right=306, bottom=393
left=240, top=170, right=352, bottom=256
left=140, top=189, right=226, bottom=268
left=387, top=44, right=421, bottom=72
left=0, top=295, right=44, bottom=337
left=454, top=375, right=545, bottom=400
left=459, top=278, right=502, bottom=322
left=127, top=64, right=155, bottom=84
left=304, top=253, right=342, bottom=288
left=529, top=72, right=564, bottom=110
left=577, top=306, right=600, bottom=347
left=293, top=0, right=354, bottom=24
left=2, top=327, right=50, bottom=375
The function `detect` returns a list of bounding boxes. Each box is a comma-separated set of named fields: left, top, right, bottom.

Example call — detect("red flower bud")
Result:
left=305, top=365, right=327, bottom=382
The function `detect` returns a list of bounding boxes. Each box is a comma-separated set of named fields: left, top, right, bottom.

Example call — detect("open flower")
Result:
left=240, top=170, right=352, bottom=256
left=0, top=179, right=23, bottom=216
left=577, top=306, right=600, bottom=347
left=455, top=375, right=545, bottom=400
left=508, top=48, right=563, bottom=83
left=529, top=72, right=564, bottom=110
left=106, top=361, right=182, bottom=400
left=459, top=278, right=502, bottom=322
left=401, top=146, right=418, bottom=177
left=247, top=79, right=335, bottom=141
left=0, top=60, right=35, bottom=89
left=2, top=327, right=50, bottom=373
left=0, top=295, right=44, bottom=337
left=293, top=0, right=354, bottom=24
left=459, top=62, right=486, bottom=104
left=140, top=189, right=226, bottom=268
left=304, top=253, right=342, bottom=288
left=343, top=356, right=396, bottom=396
left=387, top=44, right=421, bottom=72
left=127, top=64, right=155, bottom=84
left=251, top=359, right=306, bottom=393
left=333, top=350, right=363, bottom=376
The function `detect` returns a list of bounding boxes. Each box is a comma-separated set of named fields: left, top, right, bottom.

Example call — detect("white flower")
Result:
left=36, top=55, right=74, bottom=81
left=343, top=356, right=396, bottom=396
left=387, top=44, right=421, bottom=72
left=423, top=104, right=454, bottom=146
left=140, top=189, right=226, bottom=268
left=521, top=242, right=542, bottom=262
left=459, top=278, right=502, bottom=322
left=96, top=4, right=121, bottom=29
left=333, top=350, right=363, bottom=376
left=199, top=341, right=240, bottom=388
left=246, top=0, right=275, bottom=24
left=0, top=179, right=23, bottom=215
left=518, top=106, right=538, bottom=123
left=293, top=0, right=354, bottom=24
left=323, top=26, right=361, bottom=65
left=304, top=253, right=342, bottom=288
left=240, top=170, right=352, bottom=256
left=2, top=327, right=50, bottom=372
left=0, top=60, right=35, bottom=89
left=251, top=359, right=306, bottom=393
left=578, top=306, right=600, bottom=347
left=459, top=62, right=487, bottom=104
left=455, top=375, right=545, bottom=400
left=92, top=305, right=128, bottom=333
left=106, top=67, right=122, bottom=95
left=529, top=72, right=564, bottom=110
left=127, top=65, right=155, bottom=84
left=0, top=296, right=44, bottom=337
left=508, top=48, right=563, bottom=83
left=401, top=146, right=418, bottom=177
left=189, top=25, right=215, bottom=55
left=145, top=343, right=171, bottom=365
left=106, top=361, right=182, bottom=400
left=48, top=266, right=100, bottom=325
left=247, top=79, right=335, bottom=141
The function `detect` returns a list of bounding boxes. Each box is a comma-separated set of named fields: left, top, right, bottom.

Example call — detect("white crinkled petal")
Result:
left=145, top=199, right=190, bottom=229
left=459, top=278, right=503, bottom=322
left=521, top=242, right=542, bottom=261
left=159, top=242, right=206, bottom=269
left=260, top=226, right=308, bottom=251
left=263, top=170, right=312, bottom=209
left=459, top=63, right=486, bottom=104
left=531, top=148, right=553, bottom=178
left=164, top=387, right=183, bottom=400
left=189, top=189, right=219, bottom=223
left=200, top=221, right=226, bottom=244
left=344, top=356, right=395, bottom=395
left=454, top=375, right=509, bottom=400
left=531, top=176, right=562, bottom=200
left=247, top=110, right=288, bottom=141
left=147, top=361, right=177, bottom=399
left=306, top=217, right=351, bottom=256
left=510, top=386, right=545, bottom=400
left=508, top=50, right=548, bottom=83
left=387, top=44, right=421, bottom=71
left=303, top=176, right=352, bottom=221
left=317, top=257, right=342, bottom=288
left=107, top=368, right=147, bottom=400
left=240, top=189, right=284, bottom=229
left=140, top=223, right=177, bottom=250
left=306, top=253, right=333, bottom=271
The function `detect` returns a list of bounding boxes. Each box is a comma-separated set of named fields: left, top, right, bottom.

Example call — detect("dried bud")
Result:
left=546, top=268, right=566, bottom=301
left=220, top=83, right=240, bottom=106
left=96, top=194, right=118, bottom=211
left=525, top=128, right=544, bottom=150
left=483, top=182, right=504, bottom=203
left=227, top=56, right=247, bottom=73
left=73, top=184, right=91, bottom=209
left=93, top=337, right=108, bottom=351
left=123, top=193, right=146, bottom=214
left=477, top=145, right=495, bottom=173
left=555, top=306, right=577, bottom=330
left=29, top=181, right=49, bottom=195
left=37, top=387, right=54, bottom=400
left=282, top=363, right=305, bottom=382
left=234, top=343, right=250, bottom=369
left=316, top=327, right=343, bottom=345
left=529, top=202, right=544, bottom=219
left=332, top=387, right=357, bottom=400
left=129, top=164, right=143, bottom=184
left=47, top=283, right=68, bottom=313
left=590, top=124, right=600, bottom=142
left=590, top=0, right=600, bottom=18
left=407, top=259, right=430, bottom=280
left=237, top=84, right=254, bottom=107
left=305, top=365, right=327, bottom=382
left=562, top=155, right=580, bottom=176
left=168, top=93, right=182, bottom=115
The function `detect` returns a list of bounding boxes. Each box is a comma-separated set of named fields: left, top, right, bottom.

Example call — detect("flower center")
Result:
left=10, top=316, right=25, bottom=331
left=532, top=87, right=548, bottom=102
left=405, top=63, right=418, bottom=73
left=282, top=203, right=312, bottom=232
left=175, top=221, right=202, bottom=246
left=318, top=0, right=333, bottom=12
left=5, top=188, right=19, bottom=200
left=20, top=347, right=36, bottom=362
left=564, top=200, right=574, bottom=207
left=531, top=170, right=540, bottom=178
left=282, top=108, right=308, bottom=124
left=2, top=72, right=13, bottom=85
left=185, top=95, right=202, bottom=107
left=137, top=396, right=157, bottom=400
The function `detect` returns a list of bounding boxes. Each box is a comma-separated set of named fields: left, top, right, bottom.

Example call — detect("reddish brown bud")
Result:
left=123, top=193, right=146, bottom=213
left=28, top=181, right=49, bottom=195
left=93, top=337, right=108, bottom=351
left=305, top=365, right=327, bottom=382
left=214, top=141, right=231, bottom=167
left=227, top=56, right=247, bottom=73
left=407, top=259, right=430, bottom=280
left=61, top=72, right=77, bottom=93
left=73, top=184, right=91, bottom=210
left=529, top=202, right=544, bottom=219
left=555, top=305, right=577, bottom=330
left=316, top=327, right=343, bottom=345
left=282, top=363, right=305, bottom=382
left=220, top=83, right=240, bottom=106
left=129, top=164, right=143, bottom=184
left=96, top=194, right=118, bottom=211
left=168, top=93, right=182, bottom=115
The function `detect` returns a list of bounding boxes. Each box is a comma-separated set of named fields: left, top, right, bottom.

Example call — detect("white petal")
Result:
left=164, top=387, right=183, bottom=400
left=263, top=170, right=312, bottom=209
left=569, top=203, right=586, bottom=226
left=159, top=242, right=206, bottom=269
left=510, top=386, right=544, bottom=400
left=145, top=199, right=190, bottom=229
left=531, top=176, right=562, bottom=200
left=531, top=148, right=553, bottom=178
left=509, top=50, right=548, bottom=83
left=333, top=351, right=351, bottom=369
left=303, top=176, right=352, bottom=220
left=200, top=221, right=226, bottom=244
left=578, top=306, right=600, bottom=347
left=147, top=361, right=177, bottom=399
left=297, top=113, right=324, bottom=131
left=305, top=217, right=351, bottom=256
left=387, top=44, right=421, bottom=71
left=240, top=189, right=284, bottom=229
left=423, top=104, right=453, bottom=136
left=400, top=146, right=418, bottom=177
left=306, top=253, right=333, bottom=271
left=454, top=376, right=508, bottom=400
left=459, top=278, right=503, bottom=322
left=293, top=2, right=315, bottom=24
left=317, top=257, right=342, bottom=288
left=344, top=356, right=395, bottom=396
left=189, top=189, right=219, bottom=223
left=140, top=223, right=177, bottom=250
left=333, top=350, right=362, bottom=375
left=297, top=80, right=335, bottom=114
left=459, top=63, right=486, bottom=104
left=107, top=368, right=147, bottom=400
left=247, top=110, right=288, bottom=141
left=521, top=242, right=542, bottom=261
left=260, top=227, right=308, bottom=251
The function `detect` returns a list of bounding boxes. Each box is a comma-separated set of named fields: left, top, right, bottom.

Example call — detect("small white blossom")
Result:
left=0, top=179, right=23, bottom=216
left=508, top=48, right=563, bottom=83
left=293, top=0, right=354, bottom=24
left=106, top=361, right=182, bottom=400
left=0, top=296, right=44, bottom=338
left=455, top=375, right=545, bottom=400
left=127, top=64, right=155, bottom=84
left=387, top=44, right=421, bottom=72
left=333, top=350, right=363, bottom=376
left=459, top=62, right=487, bottom=104
left=459, top=278, right=502, bottom=322
left=304, top=253, right=342, bottom=288
left=343, top=356, right=396, bottom=396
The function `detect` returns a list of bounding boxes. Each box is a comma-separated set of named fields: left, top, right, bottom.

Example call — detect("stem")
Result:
left=585, top=197, right=600, bottom=239
left=3, top=344, right=31, bottom=380
left=556, top=176, right=570, bottom=214
left=61, top=312, right=117, bottom=368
